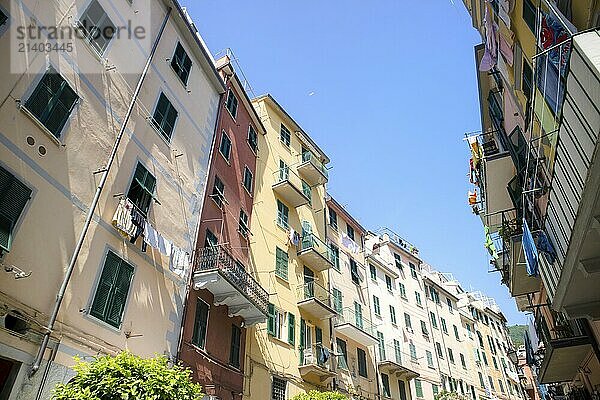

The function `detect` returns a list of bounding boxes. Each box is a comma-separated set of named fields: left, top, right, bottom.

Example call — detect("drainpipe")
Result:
left=30, top=6, right=172, bottom=376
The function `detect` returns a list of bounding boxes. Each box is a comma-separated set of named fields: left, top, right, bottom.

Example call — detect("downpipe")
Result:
left=29, top=6, right=173, bottom=376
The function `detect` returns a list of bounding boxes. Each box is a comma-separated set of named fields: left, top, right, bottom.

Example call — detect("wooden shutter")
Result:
left=90, top=251, right=121, bottom=322
left=275, top=247, right=288, bottom=280
left=0, top=167, right=32, bottom=252
left=106, top=260, right=133, bottom=327
left=287, top=313, right=295, bottom=346
left=267, top=303, right=275, bottom=336
left=299, top=318, right=306, bottom=364
left=192, top=298, right=209, bottom=347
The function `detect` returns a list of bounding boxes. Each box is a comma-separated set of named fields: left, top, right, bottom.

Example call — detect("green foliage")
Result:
left=434, top=391, right=469, bottom=400
left=52, top=351, right=202, bottom=400
left=509, top=324, right=527, bottom=347
left=292, top=390, right=350, bottom=400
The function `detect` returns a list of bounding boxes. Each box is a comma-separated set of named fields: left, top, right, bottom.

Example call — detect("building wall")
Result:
left=244, top=95, right=330, bottom=399
left=0, top=0, right=221, bottom=398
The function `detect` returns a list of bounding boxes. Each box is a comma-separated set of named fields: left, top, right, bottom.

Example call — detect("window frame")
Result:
left=357, top=347, right=368, bottom=378
left=229, top=324, right=242, bottom=368
left=271, top=376, right=287, bottom=400
left=225, top=89, right=238, bottom=119
left=328, top=207, right=338, bottom=230
left=219, top=130, right=232, bottom=162
left=151, top=92, right=179, bottom=142
left=77, top=0, right=116, bottom=56
left=238, top=209, right=250, bottom=237
left=170, top=42, right=193, bottom=86
left=0, top=165, right=33, bottom=254
left=126, top=161, right=156, bottom=216
left=373, top=295, right=381, bottom=317
left=276, top=199, right=289, bottom=229
left=211, top=176, right=225, bottom=208
left=247, top=124, right=259, bottom=154
left=243, top=166, right=253, bottom=194
left=279, top=123, right=291, bottom=147
left=275, top=246, right=289, bottom=281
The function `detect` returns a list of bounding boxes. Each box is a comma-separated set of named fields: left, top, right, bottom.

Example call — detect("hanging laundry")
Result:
left=498, top=30, right=514, bottom=66
left=129, top=207, right=145, bottom=244
left=483, top=226, right=498, bottom=260
left=468, top=136, right=482, bottom=167
left=479, top=5, right=498, bottom=72
left=540, top=11, right=574, bottom=75
left=522, top=219, right=539, bottom=276
left=112, top=198, right=136, bottom=238
left=157, top=234, right=172, bottom=257
left=143, top=221, right=160, bottom=250
left=288, top=228, right=300, bottom=246
left=468, top=191, right=478, bottom=205
left=341, top=233, right=360, bottom=254
left=497, top=51, right=510, bottom=84
left=169, top=245, right=190, bottom=277
left=498, top=0, right=511, bottom=28
left=536, top=231, right=557, bottom=264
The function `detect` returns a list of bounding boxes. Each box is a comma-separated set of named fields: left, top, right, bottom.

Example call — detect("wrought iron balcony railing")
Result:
left=195, top=246, right=269, bottom=316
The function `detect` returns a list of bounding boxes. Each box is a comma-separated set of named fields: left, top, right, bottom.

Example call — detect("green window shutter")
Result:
left=275, top=247, right=288, bottom=280
left=415, top=379, right=423, bottom=398
left=267, top=303, right=275, bottom=336
left=288, top=313, right=295, bottom=346
left=357, top=348, right=367, bottom=377
left=299, top=318, right=306, bottom=364
left=0, top=167, right=32, bottom=252
left=106, top=261, right=133, bottom=327
left=315, top=326, right=322, bottom=344
left=192, top=298, right=209, bottom=348
left=90, top=251, right=133, bottom=328
left=229, top=324, right=241, bottom=368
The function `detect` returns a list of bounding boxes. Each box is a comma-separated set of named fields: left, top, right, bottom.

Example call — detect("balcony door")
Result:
left=300, top=319, right=313, bottom=364
left=304, top=266, right=314, bottom=298
left=301, top=221, right=313, bottom=248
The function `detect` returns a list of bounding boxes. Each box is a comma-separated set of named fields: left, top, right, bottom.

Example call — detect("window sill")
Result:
left=20, top=105, right=64, bottom=146
left=225, top=107, right=237, bottom=123
left=147, top=117, right=173, bottom=147
left=84, top=313, right=123, bottom=334
left=242, top=183, right=253, bottom=198
left=73, top=22, right=108, bottom=63
left=247, top=140, right=259, bottom=157
left=270, top=335, right=293, bottom=348
left=170, top=63, right=190, bottom=90
left=274, top=273, right=288, bottom=283
left=219, top=151, right=232, bottom=166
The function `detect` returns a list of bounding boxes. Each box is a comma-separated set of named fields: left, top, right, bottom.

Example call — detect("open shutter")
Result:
left=267, top=303, right=275, bottom=336
left=192, top=299, right=209, bottom=347
left=287, top=313, right=295, bottom=346
left=299, top=318, right=306, bottom=364
left=106, top=260, right=133, bottom=328
left=0, top=167, right=32, bottom=252
left=90, top=251, right=120, bottom=322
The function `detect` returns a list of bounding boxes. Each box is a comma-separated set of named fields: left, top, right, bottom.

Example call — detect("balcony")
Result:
left=296, top=282, right=336, bottom=320
left=377, top=344, right=419, bottom=381
left=192, top=247, right=269, bottom=326
left=299, top=343, right=336, bottom=384
left=537, top=312, right=592, bottom=384
left=333, top=307, right=378, bottom=346
left=297, top=151, right=328, bottom=186
left=508, top=234, right=541, bottom=297
left=272, top=168, right=310, bottom=208
left=297, top=233, right=334, bottom=272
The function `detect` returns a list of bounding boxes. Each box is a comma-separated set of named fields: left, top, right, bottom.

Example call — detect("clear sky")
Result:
left=182, top=0, right=525, bottom=325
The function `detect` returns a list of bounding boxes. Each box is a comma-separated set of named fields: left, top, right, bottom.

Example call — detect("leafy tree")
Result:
left=53, top=351, right=202, bottom=400
left=435, top=391, right=469, bottom=400
left=292, top=390, right=349, bottom=400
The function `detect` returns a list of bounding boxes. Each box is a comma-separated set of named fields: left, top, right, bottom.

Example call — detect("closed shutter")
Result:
left=192, top=298, right=209, bottom=347
left=90, top=251, right=121, bottom=323
left=287, top=313, right=295, bottom=346
left=267, top=303, right=275, bottom=336
left=106, top=261, right=133, bottom=327
left=0, top=167, right=32, bottom=252
left=299, top=318, right=306, bottom=364
left=275, top=247, right=288, bottom=280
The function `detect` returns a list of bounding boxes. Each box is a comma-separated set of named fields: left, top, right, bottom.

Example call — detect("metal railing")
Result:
left=273, top=167, right=306, bottom=190
left=300, top=343, right=333, bottom=370
left=296, top=281, right=332, bottom=307
left=377, top=227, right=419, bottom=256
left=195, top=247, right=269, bottom=316
left=536, top=309, right=588, bottom=343
left=299, top=233, right=332, bottom=262
left=334, top=307, right=376, bottom=337
left=301, top=151, right=328, bottom=179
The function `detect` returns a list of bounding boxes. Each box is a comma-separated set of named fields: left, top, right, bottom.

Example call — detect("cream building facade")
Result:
left=0, top=0, right=223, bottom=398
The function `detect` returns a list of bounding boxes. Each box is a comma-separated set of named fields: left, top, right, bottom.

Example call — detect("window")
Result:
left=247, top=125, right=258, bottom=153
left=276, top=200, right=288, bottom=229
left=393, top=339, right=402, bottom=363
left=243, top=166, right=253, bottom=193
left=404, top=313, right=412, bottom=330
left=399, top=282, right=407, bottom=299
left=377, top=331, right=385, bottom=360
left=415, top=291, right=422, bottom=307
left=328, top=208, right=338, bottom=230
left=219, top=131, right=232, bottom=161
left=211, top=176, right=225, bottom=208
left=373, top=296, right=381, bottom=316
left=238, top=209, right=249, bottom=237
left=498, top=380, right=504, bottom=393
left=430, top=312, right=438, bottom=329
left=454, top=325, right=460, bottom=340
left=267, top=304, right=293, bottom=343
left=447, top=297, right=453, bottom=312
left=271, top=376, right=286, bottom=400
left=432, top=384, right=439, bottom=396
left=171, top=42, right=192, bottom=85
left=301, top=180, right=311, bottom=205
left=385, top=275, right=393, bottom=291
left=493, top=356, right=499, bottom=370
left=426, top=350, right=434, bottom=368
left=477, top=331, right=484, bottom=347
left=229, top=324, right=241, bottom=368
left=409, top=262, right=418, bottom=278
left=0, top=8, right=7, bottom=32
left=151, top=92, right=178, bottom=141
left=0, top=166, right=32, bottom=253
left=279, top=124, right=290, bottom=146
left=415, top=379, right=423, bottom=398
left=460, top=353, right=467, bottom=369
left=346, top=224, right=355, bottom=241
left=126, top=162, right=156, bottom=216
left=482, top=352, right=488, bottom=366
left=357, top=348, right=368, bottom=377
left=24, top=66, right=78, bottom=138
left=409, top=342, right=417, bottom=360
left=79, top=0, right=115, bottom=54
left=381, top=373, right=391, bottom=398
left=370, top=264, right=377, bottom=280
left=466, top=323, right=472, bottom=338
left=478, top=372, right=485, bottom=388
left=350, top=259, right=360, bottom=284
left=448, top=348, right=454, bottom=364
left=275, top=247, right=288, bottom=280
left=90, top=251, right=134, bottom=328
left=389, top=305, right=397, bottom=325
left=435, top=342, right=444, bottom=359
left=488, top=376, right=495, bottom=391
left=332, top=288, right=343, bottom=313
left=354, top=302, right=364, bottom=329
left=205, top=229, right=218, bottom=247
left=226, top=90, right=238, bottom=119
left=421, top=320, right=428, bottom=336
left=330, top=244, right=340, bottom=270
left=399, top=380, right=408, bottom=400
left=523, top=0, right=536, bottom=34
left=523, top=59, right=533, bottom=100
left=191, top=297, right=209, bottom=348
left=394, top=253, right=403, bottom=270
left=336, top=338, right=348, bottom=369
left=278, top=160, right=289, bottom=182
left=441, top=317, right=448, bottom=335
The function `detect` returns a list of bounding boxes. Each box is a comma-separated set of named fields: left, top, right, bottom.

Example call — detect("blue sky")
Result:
left=182, top=0, right=525, bottom=325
